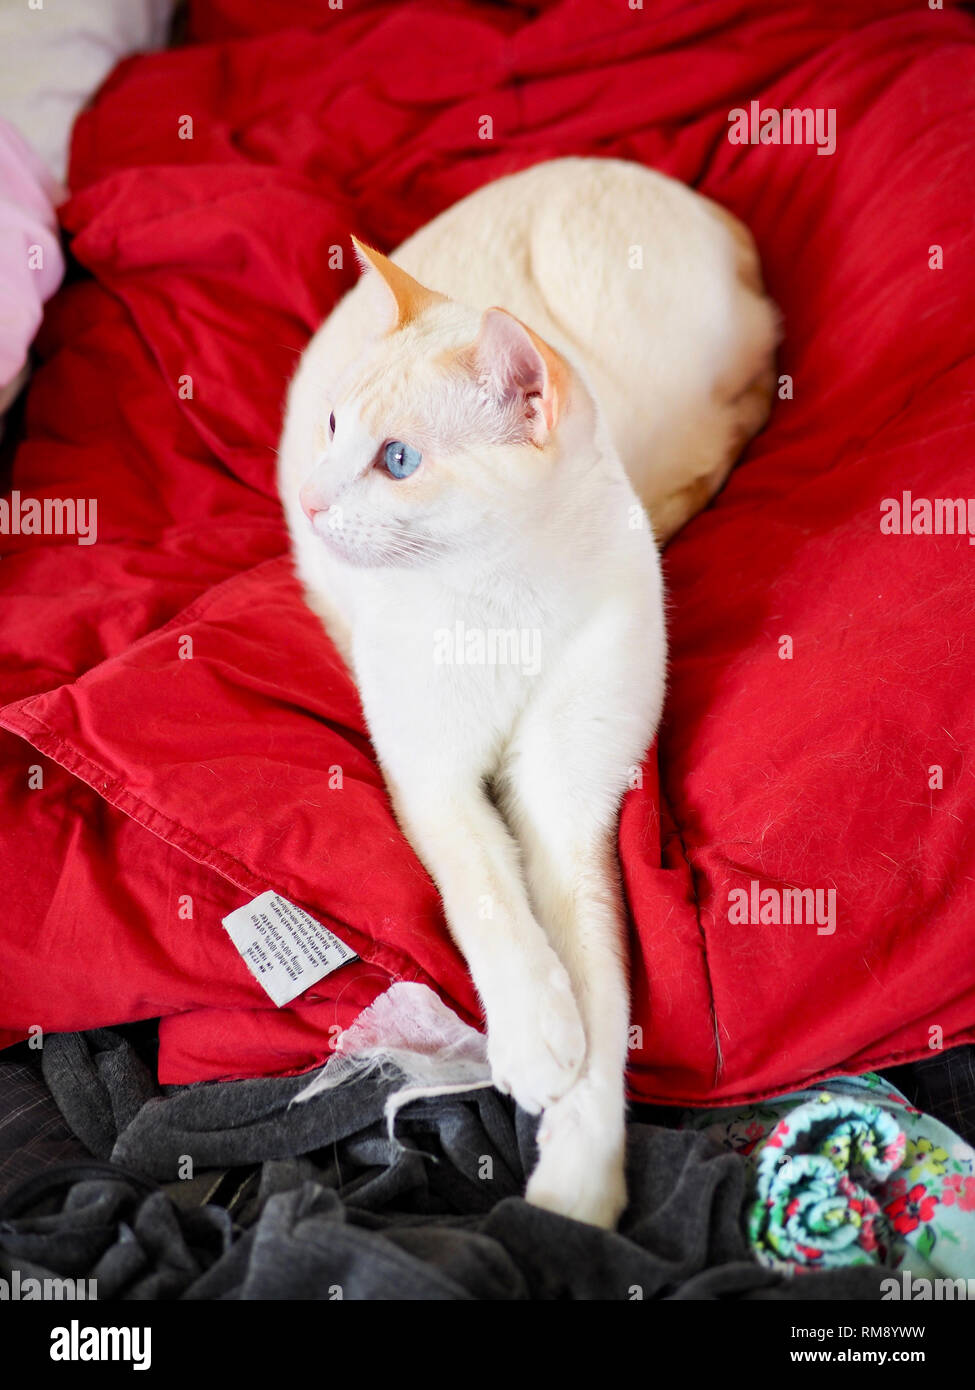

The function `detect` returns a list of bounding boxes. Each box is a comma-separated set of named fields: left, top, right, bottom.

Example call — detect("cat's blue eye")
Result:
left=383, top=440, right=421, bottom=479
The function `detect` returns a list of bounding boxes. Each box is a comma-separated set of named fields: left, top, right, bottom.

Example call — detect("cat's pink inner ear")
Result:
left=475, top=308, right=563, bottom=435
left=351, top=235, right=444, bottom=331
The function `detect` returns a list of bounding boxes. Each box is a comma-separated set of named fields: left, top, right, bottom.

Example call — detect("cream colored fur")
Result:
left=278, top=157, right=777, bottom=1228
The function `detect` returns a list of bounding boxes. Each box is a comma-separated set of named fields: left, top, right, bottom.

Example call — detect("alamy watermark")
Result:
left=880, top=492, right=975, bottom=543
left=433, top=621, right=541, bottom=676
left=49, top=1320, right=150, bottom=1370
left=728, top=880, right=836, bottom=935
left=1, top=1269, right=97, bottom=1299
left=1, top=1273, right=96, bottom=1295
left=882, top=1270, right=975, bottom=1300
left=728, top=102, right=836, bottom=156
left=0, top=491, right=97, bottom=545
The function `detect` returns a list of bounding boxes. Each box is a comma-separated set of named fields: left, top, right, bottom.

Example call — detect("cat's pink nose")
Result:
left=299, top=481, right=329, bottom=522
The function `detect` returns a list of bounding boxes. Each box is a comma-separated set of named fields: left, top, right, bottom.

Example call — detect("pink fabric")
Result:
left=0, top=119, right=64, bottom=392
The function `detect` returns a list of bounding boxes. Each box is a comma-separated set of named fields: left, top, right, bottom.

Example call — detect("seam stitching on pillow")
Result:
left=657, top=775, right=724, bottom=1087
left=0, top=705, right=437, bottom=1001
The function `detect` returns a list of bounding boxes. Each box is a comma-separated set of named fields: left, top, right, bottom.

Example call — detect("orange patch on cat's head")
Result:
left=347, top=240, right=573, bottom=456
left=351, top=236, right=446, bottom=332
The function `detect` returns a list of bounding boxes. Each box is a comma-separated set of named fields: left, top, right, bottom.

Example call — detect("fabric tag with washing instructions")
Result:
left=221, top=891, right=358, bottom=1007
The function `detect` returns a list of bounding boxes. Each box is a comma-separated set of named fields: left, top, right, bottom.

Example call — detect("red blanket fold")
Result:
left=2, top=0, right=974, bottom=1103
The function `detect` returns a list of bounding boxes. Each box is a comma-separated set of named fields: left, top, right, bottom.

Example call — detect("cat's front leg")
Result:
left=383, top=772, right=587, bottom=1115
left=496, top=599, right=665, bottom=1228
left=514, top=818, right=632, bottom=1229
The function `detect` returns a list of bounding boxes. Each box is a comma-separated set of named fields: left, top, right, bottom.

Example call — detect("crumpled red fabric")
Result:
left=1, top=0, right=973, bottom=1104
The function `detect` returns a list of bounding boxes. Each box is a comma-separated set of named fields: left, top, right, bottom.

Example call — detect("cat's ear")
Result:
left=351, top=236, right=444, bottom=331
left=467, top=307, right=564, bottom=443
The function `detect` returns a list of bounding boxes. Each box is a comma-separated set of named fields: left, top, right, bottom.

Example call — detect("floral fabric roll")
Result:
left=681, top=1073, right=975, bottom=1277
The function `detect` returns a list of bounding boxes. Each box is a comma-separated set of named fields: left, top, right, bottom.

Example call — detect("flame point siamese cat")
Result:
left=279, top=157, right=777, bottom=1228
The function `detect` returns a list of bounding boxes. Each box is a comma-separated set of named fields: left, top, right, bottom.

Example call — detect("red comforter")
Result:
left=2, top=0, right=973, bottom=1105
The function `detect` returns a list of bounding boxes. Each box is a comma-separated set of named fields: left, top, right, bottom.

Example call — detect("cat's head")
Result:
left=297, top=237, right=595, bottom=569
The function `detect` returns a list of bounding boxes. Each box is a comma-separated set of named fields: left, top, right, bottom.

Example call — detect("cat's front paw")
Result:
left=524, top=1085, right=627, bottom=1229
left=487, top=959, right=585, bottom=1114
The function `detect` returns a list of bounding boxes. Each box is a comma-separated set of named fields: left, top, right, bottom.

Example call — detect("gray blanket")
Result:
left=0, top=1029, right=889, bottom=1299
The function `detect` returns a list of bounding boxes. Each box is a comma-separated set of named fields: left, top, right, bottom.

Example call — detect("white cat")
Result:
left=278, top=157, right=777, bottom=1228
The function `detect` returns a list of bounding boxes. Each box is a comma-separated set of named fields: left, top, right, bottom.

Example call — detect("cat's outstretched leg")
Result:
left=383, top=773, right=587, bottom=1115
left=516, top=827, right=632, bottom=1230
left=498, top=791, right=632, bottom=1228
left=496, top=605, right=664, bottom=1229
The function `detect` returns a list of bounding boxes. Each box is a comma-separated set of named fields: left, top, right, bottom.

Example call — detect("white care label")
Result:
left=221, top=891, right=358, bottom=1007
